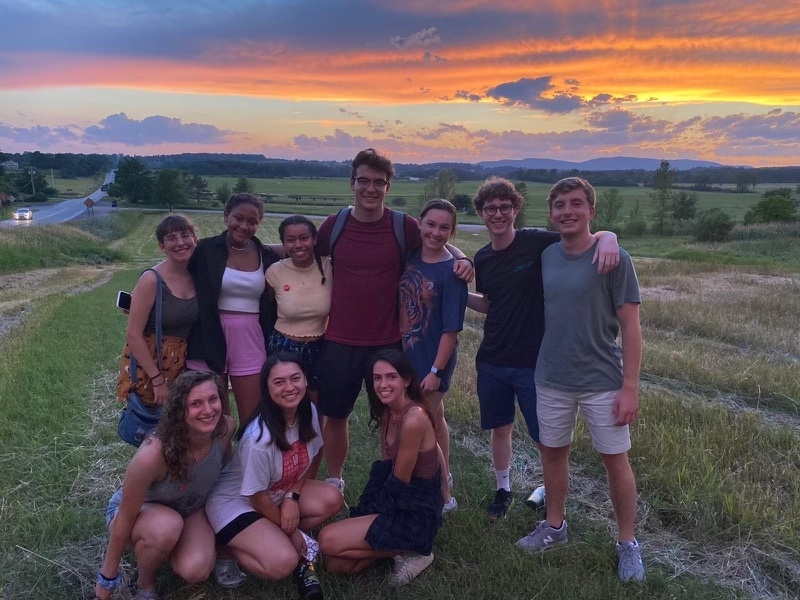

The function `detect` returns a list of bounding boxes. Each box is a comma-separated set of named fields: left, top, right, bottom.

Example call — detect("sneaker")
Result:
left=325, top=477, right=345, bottom=493
left=388, top=552, right=434, bottom=587
left=515, top=519, right=568, bottom=553
left=487, top=488, right=514, bottom=522
left=213, top=558, right=246, bottom=589
left=325, top=478, right=349, bottom=519
left=293, top=561, right=323, bottom=600
left=617, top=540, right=645, bottom=582
left=442, top=496, right=458, bottom=516
left=525, top=485, right=547, bottom=510
left=447, top=472, right=453, bottom=492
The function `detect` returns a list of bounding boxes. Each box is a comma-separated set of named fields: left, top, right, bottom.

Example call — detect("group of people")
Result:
left=96, top=148, right=645, bottom=600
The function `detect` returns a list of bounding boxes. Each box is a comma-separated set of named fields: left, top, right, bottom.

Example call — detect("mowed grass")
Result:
left=51, top=174, right=106, bottom=198
left=0, top=213, right=798, bottom=599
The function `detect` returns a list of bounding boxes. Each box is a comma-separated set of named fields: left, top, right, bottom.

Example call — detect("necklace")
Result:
left=227, top=238, right=248, bottom=252
left=189, top=440, right=212, bottom=464
left=286, top=417, right=298, bottom=428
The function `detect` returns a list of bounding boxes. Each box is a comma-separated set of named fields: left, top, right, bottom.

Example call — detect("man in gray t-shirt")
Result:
left=515, top=177, right=645, bottom=584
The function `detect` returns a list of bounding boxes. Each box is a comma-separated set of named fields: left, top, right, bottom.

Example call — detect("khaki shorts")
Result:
left=536, top=385, right=631, bottom=454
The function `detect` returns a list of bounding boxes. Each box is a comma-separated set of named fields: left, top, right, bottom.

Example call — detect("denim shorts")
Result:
left=105, top=488, right=123, bottom=527
left=476, top=361, right=539, bottom=442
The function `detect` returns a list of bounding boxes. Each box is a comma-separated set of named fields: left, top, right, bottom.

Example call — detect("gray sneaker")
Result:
left=515, top=519, right=568, bottom=553
left=617, top=540, right=645, bottom=582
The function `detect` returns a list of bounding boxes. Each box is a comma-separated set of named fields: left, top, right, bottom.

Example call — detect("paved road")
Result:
left=1, top=171, right=116, bottom=227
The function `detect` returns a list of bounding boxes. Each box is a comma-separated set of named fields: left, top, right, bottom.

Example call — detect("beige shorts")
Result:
left=536, top=385, right=631, bottom=454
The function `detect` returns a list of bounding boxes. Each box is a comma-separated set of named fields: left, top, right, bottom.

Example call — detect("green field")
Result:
left=50, top=174, right=106, bottom=198
left=0, top=213, right=797, bottom=599
left=202, top=177, right=768, bottom=226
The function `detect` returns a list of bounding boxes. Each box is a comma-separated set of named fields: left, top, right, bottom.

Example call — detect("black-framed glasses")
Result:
left=354, top=176, right=389, bottom=189
left=479, top=205, right=514, bottom=216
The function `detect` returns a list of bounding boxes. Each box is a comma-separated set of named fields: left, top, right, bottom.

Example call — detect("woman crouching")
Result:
left=318, top=349, right=444, bottom=586
left=205, top=353, right=343, bottom=600
left=96, top=371, right=235, bottom=600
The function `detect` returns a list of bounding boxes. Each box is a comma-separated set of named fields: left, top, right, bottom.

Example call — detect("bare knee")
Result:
left=137, top=518, right=183, bottom=553
left=172, top=551, right=215, bottom=584
left=252, top=546, right=297, bottom=581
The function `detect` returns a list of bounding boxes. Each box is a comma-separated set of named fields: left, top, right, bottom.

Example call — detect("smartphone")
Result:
left=116, top=291, right=132, bottom=311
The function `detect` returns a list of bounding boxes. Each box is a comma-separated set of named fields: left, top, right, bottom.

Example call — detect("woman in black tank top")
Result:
left=318, top=349, right=444, bottom=587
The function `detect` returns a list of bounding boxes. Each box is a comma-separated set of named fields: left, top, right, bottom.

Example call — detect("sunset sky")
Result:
left=1, top=0, right=799, bottom=166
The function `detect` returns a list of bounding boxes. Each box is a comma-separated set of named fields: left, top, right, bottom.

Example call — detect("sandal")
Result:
left=214, top=558, right=246, bottom=589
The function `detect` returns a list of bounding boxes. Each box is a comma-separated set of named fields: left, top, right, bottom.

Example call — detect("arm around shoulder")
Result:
left=614, top=302, right=642, bottom=426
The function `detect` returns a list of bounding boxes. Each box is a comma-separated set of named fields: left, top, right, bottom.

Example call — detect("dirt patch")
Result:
left=641, top=272, right=798, bottom=304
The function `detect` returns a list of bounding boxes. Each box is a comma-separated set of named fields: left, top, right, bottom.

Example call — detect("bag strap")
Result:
left=129, top=268, right=164, bottom=383
left=329, top=207, right=407, bottom=274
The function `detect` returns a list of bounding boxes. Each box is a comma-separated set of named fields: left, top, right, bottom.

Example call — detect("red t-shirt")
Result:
left=317, top=208, right=420, bottom=346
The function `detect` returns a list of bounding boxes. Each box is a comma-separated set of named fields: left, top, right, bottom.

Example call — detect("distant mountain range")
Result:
left=478, top=157, right=724, bottom=171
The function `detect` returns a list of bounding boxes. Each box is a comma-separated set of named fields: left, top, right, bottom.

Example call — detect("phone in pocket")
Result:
left=116, top=291, right=132, bottom=311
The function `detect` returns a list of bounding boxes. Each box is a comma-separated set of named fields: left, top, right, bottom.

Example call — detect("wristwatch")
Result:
left=430, top=366, right=442, bottom=377
left=287, top=491, right=301, bottom=503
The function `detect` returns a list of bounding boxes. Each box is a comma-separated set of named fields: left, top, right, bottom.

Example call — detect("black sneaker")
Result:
left=293, top=561, right=323, bottom=600
left=487, top=488, right=514, bottom=522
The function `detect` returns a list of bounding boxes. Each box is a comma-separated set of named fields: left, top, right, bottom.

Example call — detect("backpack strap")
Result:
left=329, top=207, right=407, bottom=273
left=328, top=207, right=351, bottom=267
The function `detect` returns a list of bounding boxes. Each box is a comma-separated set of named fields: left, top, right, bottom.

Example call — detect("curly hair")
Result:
left=153, top=370, right=228, bottom=483
left=366, top=348, right=433, bottom=434
left=351, top=148, right=395, bottom=180
left=473, top=176, right=525, bottom=213
left=238, top=352, right=317, bottom=452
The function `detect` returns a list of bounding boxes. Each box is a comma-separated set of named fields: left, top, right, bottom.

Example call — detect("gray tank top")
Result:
left=144, top=279, right=198, bottom=338
left=143, top=438, right=224, bottom=517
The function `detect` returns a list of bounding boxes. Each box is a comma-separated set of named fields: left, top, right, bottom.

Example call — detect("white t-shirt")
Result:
left=206, top=404, right=323, bottom=533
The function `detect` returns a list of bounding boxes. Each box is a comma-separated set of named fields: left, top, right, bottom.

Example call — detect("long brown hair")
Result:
left=152, top=370, right=228, bottom=482
left=365, top=349, right=433, bottom=434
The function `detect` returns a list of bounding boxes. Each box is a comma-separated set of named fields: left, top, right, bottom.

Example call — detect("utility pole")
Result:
left=28, top=169, right=36, bottom=195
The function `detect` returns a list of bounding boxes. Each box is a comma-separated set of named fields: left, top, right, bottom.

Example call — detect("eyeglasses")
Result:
left=354, top=176, right=389, bottom=189
left=479, top=205, right=514, bottom=216
left=163, top=231, right=195, bottom=243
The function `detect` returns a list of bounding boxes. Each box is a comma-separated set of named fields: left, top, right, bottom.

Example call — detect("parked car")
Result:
left=13, top=207, right=33, bottom=221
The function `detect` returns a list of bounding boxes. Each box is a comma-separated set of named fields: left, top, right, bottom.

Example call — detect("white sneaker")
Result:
left=388, top=552, right=434, bottom=587
left=442, top=496, right=458, bottom=516
left=325, top=477, right=345, bottom=494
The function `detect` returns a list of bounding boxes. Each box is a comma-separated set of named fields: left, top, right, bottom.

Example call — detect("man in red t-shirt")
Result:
left=314, top=149, right=472, bottom=494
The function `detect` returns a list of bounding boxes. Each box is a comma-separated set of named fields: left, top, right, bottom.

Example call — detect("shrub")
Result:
left=695, top=208, right=734, bottom=242
left=624, top=217, right=647, bottom=237
left=391, top=196, right=407, bottom=207
left=28, top=192, right=49, bottom=203
left=743, top=188, right=797, bottom=224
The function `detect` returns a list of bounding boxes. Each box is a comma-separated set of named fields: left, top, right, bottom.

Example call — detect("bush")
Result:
left=624, top=217, right=647, bottom=237
left=695, top=208, right=734, bottom=242
left=391, top=196, right=407, bottom=207
left=743, top=188, right=797, bottom=224
left=672, top=218, right=696, bottom=236
left=28, top=192, right=50, bottom=203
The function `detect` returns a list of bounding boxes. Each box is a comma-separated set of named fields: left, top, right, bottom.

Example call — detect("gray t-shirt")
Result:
left=535, top=241, right=640, bottom=392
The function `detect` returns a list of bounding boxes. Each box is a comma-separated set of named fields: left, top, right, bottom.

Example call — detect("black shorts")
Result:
left=316, top=340, right=402, bottom=419
left=215, top=511, right=262, bottom=546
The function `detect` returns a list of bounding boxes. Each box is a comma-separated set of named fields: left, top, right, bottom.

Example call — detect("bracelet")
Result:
left=152, top=381, right=166, bottom=387
left=456, top=256, right=474, bottom=268
left=96, top=570, right=122, bottom=590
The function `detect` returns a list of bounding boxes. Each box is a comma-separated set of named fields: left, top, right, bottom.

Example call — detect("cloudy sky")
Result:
left=1, top=0, right=799, bottom=166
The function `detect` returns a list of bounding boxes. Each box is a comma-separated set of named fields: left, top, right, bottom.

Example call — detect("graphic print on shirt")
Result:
left=399, top=263, right=437, bottom=350
left=273, top=440, right=310, bottom=493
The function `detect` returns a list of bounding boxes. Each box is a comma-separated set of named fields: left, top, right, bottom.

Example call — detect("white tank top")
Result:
left=218, top=263, right=265, bottom=313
